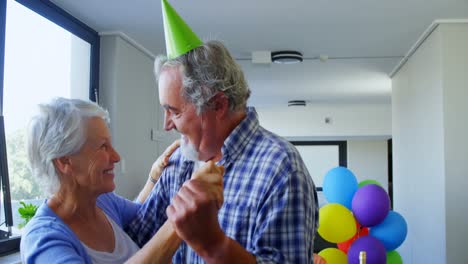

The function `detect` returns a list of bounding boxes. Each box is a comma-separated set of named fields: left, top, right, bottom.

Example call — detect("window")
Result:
left=0, top=0, right=99, bottom=254
left=291, top=141, right=347, bottom=185
left=291, top=141, right=347, bottom=253
left=290, top=140, right=347, bottom=203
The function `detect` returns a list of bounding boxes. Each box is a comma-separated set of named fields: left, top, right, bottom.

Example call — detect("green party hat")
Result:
left=161, top=0, right=203, bottom=59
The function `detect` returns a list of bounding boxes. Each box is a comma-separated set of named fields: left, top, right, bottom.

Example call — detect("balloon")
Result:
left=318, top=248, right=347, bottom=264
left=337, top=221, right=369, bottom=253
left=370, top=211, right=408, bottom=250
left=387, top=251, right=403, bottom=264
left=337, top=239, right=353, bottom=254
left=323, top=166, right=358, bottom=209
left=352, top=184, right=390, bottom=227
left=348, top=236, right=386, bottom=264
left=360, top=227, right=369, bottom=236
left=358, top=179, right=383, bottom=188
left=318, top=203, right=357, bottom=243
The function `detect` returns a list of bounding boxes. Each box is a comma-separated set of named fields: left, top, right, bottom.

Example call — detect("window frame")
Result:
left=0, top=0, right=100, bottom=254
left=290, top=140, right=348, bottom=191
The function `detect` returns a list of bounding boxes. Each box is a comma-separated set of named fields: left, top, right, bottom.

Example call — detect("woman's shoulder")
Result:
left=21, top=203, right=82, bottom=256
left=22, top=202, right=77, bottom=241
left=20, top=203, right=90, bottom=263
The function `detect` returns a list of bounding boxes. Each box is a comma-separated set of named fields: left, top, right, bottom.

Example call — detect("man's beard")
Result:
left=180, top=135, right=201, bottom=161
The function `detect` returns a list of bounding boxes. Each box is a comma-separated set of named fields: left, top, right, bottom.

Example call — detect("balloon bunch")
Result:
left=317, top=167, right=408, bottom=264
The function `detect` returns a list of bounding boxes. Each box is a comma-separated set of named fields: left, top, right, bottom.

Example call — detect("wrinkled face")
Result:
left=158, top=67, right=217, bottom=161
left=69, top=117, right=120, bottom=194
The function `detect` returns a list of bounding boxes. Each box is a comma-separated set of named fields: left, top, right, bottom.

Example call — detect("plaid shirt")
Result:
left=127, top=107, right=318, bottom=263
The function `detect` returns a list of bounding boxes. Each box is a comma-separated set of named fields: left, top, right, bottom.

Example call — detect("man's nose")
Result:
left=164, top=111, right=175, bottom=131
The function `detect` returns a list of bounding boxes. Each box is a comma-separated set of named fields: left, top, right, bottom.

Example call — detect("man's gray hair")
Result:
left=154, top=40, right=251, bottom=114
left=27, top=97, right=109, bottom=195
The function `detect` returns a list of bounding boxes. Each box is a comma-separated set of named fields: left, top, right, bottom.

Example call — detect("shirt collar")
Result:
left=220, top=107, right=259, bottom=166
left=180, top=107, right=259, bottom=167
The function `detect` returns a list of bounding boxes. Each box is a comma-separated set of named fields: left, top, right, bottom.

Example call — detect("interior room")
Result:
left=0, top=0, right=467, bottom=263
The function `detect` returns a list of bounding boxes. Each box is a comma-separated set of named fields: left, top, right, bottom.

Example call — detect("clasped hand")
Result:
left=166, top=161, right=225, bottom=256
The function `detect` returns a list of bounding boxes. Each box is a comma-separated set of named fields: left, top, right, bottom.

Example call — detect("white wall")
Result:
left=392, top=26, right=446, bottom=264
left=99, top=34, right=160, bottom=199
left=347, top=140, right=388, bottom=191
left=257, top=103, right=391, bottom=139
left=440, top=23, right=468, bottom=264
left=392, top=22, right=468, bottom=264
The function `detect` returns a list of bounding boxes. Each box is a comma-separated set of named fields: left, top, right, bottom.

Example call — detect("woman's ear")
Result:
left=53, top=156, right=72, bottom=175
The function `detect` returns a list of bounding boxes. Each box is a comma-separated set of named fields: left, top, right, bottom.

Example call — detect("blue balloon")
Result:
left=370, top=211, right=408, bottom=250
left=322, top=166, right=358, bottom=209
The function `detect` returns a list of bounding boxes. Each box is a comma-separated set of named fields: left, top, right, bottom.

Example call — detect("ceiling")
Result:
left=51, top=0, right=468, bottom=107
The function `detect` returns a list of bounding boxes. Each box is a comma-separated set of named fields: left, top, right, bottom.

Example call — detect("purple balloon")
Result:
left=348, top=236, right=386, bottom=264
left=352, top=184, right=390, bottom=227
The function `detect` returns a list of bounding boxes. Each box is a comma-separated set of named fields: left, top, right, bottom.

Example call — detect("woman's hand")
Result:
left=149, top=139, right=180, bottom=183
left=166, top=161, right=225, bottom=256
left=191, top=161, right=224, bottom=208
left=313, top=253, right=327, bottom=264
left=136, top=140, right=180, bottom=204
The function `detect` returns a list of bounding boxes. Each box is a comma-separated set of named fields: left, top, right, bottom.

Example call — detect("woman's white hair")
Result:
left=27, top=97, right=109, bottom=195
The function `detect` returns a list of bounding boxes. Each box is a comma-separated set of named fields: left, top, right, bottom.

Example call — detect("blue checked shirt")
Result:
left=127, top=107, right=318, bottom=263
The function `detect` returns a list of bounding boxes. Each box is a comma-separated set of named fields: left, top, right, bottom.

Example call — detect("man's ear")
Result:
left=213, top=92, right=229, bottom=118
left=53, top=156, right=72, bottom=175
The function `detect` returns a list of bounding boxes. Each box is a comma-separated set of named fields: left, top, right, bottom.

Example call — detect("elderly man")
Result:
left=126, top=0, right=319, bottom=263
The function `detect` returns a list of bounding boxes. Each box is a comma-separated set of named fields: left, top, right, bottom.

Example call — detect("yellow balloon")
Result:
left=318, top=248, right=348, bottom=264
left=318, top=203, right=357, bottom=243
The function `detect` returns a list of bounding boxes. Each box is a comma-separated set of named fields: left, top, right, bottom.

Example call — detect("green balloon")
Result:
left=358, top=179, right=383, bottom=188
left=387, top=251, right=403, bottom=264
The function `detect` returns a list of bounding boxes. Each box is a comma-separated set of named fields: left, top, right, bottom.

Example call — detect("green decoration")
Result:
left=161, top=0, right=203, bottom=59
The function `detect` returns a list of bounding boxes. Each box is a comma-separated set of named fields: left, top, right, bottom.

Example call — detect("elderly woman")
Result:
left=20, top=97, right=223, bottom=263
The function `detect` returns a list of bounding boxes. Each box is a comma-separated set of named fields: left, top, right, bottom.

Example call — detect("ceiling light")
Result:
left=288, top=100, right=306, bottom=107
left=271, top=50, right=303, bottom=64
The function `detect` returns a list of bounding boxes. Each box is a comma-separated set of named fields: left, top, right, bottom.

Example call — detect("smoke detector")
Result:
left=271, top=50, right=303, bottom=64
left=288, top=100, right=306, bottom=107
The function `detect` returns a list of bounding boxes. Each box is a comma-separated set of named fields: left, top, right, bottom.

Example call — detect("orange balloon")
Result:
left=337, top=221, right=369, bottom=253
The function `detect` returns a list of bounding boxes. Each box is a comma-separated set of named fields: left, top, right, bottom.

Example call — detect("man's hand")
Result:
left=166, top=161, right=225, bottom=256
